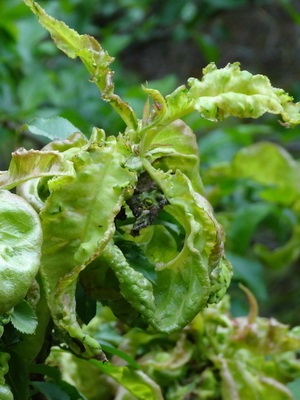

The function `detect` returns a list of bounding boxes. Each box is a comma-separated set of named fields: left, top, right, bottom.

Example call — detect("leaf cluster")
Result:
left=0, top=1, right=300, bottom=399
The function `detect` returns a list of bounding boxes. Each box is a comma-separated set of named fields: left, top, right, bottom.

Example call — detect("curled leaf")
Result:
left=188, top=63, right=300, bottom=126
left=0, top=190, right=42, bottom=315
left=100, top=162, right=232, bottom=333
left=39, top=132, right=136, bottom=358
left=0, top=148, right=75, bottom=190
left=23, top=0, right=137, bottom=129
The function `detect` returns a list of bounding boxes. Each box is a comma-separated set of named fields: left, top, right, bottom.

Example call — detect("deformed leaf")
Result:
left=137, top=62, right=300, bottom=139
left=23, top=0, right=113, bottom=80
left=188, top=62, right=300, bottom=126
left=139, top=120, right=204, bottom=193
left=0, top=148, right=75, bottom=190
left=101, top=162, right=232, bottom=333
left=39, top=134, right=137, bottom=358
left=0, top=190, right=42, bottom=315
left=22, top=0, right=138, bottom=129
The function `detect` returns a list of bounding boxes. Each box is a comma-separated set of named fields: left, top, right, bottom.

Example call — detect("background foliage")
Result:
left=1, top=0, right=300, bottom=398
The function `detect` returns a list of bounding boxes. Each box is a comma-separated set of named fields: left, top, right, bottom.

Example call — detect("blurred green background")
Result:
left=1, top=0, right=300, bottom=327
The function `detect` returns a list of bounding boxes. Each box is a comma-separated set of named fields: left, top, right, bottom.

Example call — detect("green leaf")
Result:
left=188, top=62, right=300, bottom=126
left=89, top=360, right=164, bottom=400
left=227, top=203, right=273, bottom=255
left=136, top=85, right=195, bottom=141
left=38, top=132, right=137, bottom=358
left=11, top=276, right=51, bottom=363
left=254, top=224, right=300, bottom=270
left=10, top=300, right=37, bottom=335
left=137, top=334, right=193, bottom=385
left=138, top=62, right=300, bottom=139
left=31, top=381, right=71, bottom=400
left=0, top=190, right=42, bottom=315
left=26, top=116, right=81, bottom=141
left=22, top=0, right=138, bottom=129
left=139, top=120, right=204, bottom=193
left=117, top=239, right=158, bottom=284
left=288, top=378, right=300, bottom=400
left=100, top=342, right=140, bottom=370
left=47, top=348, right=113, bottom=399
left=227, top=252, right=267, bottom=302
left=31, top=370, right=86, bottom=400
left=22, top=0, right=112, bottom=80
left=55, top=380, right=86, bottom=400
left=75, top=283, right=97, bottom=325
left=231, top=142, right=300, bottom=205
left=6, top=352, right=30, bottom=400
left=0, top=148, right=75, bottom=190
left=0, top=352, right=13, bottom=399
left=218, top=356, right=294, bottom=400
left=29, top=364, right=61, bottom=381
left=101, top=164, right=232, bottom=332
